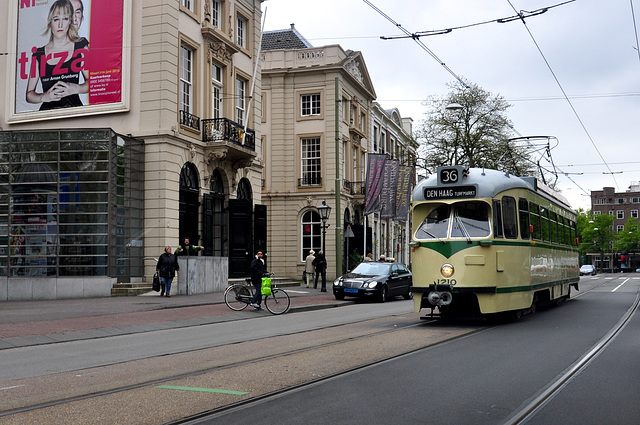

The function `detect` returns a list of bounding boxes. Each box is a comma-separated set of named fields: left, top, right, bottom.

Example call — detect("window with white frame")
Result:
left=632, top=197, right=640, bottom=203
left=632, top=209, right=638, bottom=218
left=237, top=15, right=247, bottom=48
left=301, top=137, right=321, bottom=185
left=617, top=210, right=624, bottom=219
left=380, top=131, right=386, bottom=154
left=301, top=93, right=321, bottom=116
left=301, top=210, right=321, bottom=261
left=181, top=0, right=193, bottom=12
left=235, top=77, right=246, bottom=125
left=211, top=63, right=223, bottom=119
left=352, top=146, right=357, bottom=181
left=212, top=1, right=221, bottom=28
left=180, top=45, right=194, bottom=114
left=617, top=225, right=624, bottom=232
left=373, top=125, right=379, bottom=152
left=596, top=198, right=606, bottom=204
left=594, top=210, right=601, bottom=215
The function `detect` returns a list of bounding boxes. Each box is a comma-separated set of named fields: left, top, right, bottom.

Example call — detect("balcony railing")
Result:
left=343, top=180, right=365, bottom=195
left=180, top=110, right=201, bottom=131
left=202, top=118, right=255, bottom=151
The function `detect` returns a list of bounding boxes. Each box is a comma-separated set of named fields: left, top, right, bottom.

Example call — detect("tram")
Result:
left=410, top=166, right=579, bottom=318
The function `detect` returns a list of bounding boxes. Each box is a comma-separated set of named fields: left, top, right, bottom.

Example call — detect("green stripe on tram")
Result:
left=415, top=240, right=578, bottom=258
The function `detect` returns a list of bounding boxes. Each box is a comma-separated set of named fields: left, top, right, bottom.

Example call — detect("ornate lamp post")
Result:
left=317, top=200, right=331, bottom=292
left=317, top=200, right=331, bottom=255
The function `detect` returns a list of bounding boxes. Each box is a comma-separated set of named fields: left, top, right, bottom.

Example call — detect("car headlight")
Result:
left=367, top=281, right=378, bottom=288
left=333, top=279, right=342, bottom=287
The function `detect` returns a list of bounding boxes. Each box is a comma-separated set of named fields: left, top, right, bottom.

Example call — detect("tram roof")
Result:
left=413, top=167, right=573, bottom=210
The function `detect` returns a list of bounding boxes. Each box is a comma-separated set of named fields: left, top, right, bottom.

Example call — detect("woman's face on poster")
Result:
left=51, top=8, right=72, bottom=38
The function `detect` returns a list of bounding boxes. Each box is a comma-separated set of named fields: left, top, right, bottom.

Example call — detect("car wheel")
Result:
left=403, top=291, right=413, bottom=300
left=378, top=285, right=388, bottom=303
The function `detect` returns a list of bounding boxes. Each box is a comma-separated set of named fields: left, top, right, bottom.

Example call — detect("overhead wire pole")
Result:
left=242, top=7, right=267, bottom=146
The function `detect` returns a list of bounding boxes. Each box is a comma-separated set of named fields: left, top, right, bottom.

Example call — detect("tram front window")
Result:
left=451, top=201, right=490, bottom=238
left=414, top=204, right=450, bottom=240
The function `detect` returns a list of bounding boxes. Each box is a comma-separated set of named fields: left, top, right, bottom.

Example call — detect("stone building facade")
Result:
left=0, top=0, right=265, bottom=300
left=261, top=25, right=417, bottom=280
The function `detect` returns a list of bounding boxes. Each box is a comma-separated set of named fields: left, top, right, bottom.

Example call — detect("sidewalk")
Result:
left=0, top=285, right=349, bottom=350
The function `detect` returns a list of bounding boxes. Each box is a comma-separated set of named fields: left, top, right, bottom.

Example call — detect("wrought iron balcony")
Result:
left=202, top=118, right=255, bottom=151
left=201, top=118, right=256, bottom=168
left=343, top=180, right=365, bottom=196
left=180, top=110, right=201, bottom=131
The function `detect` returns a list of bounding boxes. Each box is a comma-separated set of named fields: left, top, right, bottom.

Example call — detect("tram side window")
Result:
left=493, top=200, right=503, bottom=238
left=541, top=208, right=550, bottom=242
left=530, top=203, right=541, bottom=240
left=571, top=220, right=577, bottom=245
left=549, top=212, right=558, bottom=244
left=519, top=198, right=530, bottom=239
left=414, top=204, right=451, bottom=240
left=502, top=196, right=518, bottom=239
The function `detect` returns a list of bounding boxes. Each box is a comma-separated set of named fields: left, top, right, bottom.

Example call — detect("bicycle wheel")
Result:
left=224, top=284, right=251, bottom=311
left=264, top=288, right=290, bottom=314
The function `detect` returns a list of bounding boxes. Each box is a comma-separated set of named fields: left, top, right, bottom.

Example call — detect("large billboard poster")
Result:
left=12, top=0, right=128, bottom=121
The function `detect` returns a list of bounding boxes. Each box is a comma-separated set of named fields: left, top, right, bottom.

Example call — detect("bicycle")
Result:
left=224, top=273, right=291, bottom=314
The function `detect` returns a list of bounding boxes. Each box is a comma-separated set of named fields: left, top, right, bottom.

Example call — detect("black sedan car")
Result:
left=332, top=261, right=413, bottom=302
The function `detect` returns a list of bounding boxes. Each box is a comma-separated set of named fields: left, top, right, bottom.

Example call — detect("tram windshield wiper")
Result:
left=454, top=210, right=473, bottom=244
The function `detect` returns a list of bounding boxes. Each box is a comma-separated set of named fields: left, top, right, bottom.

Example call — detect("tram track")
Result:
left=0, top=314, right=481, bottom=424
left=502, top=290, right=640, bottom=425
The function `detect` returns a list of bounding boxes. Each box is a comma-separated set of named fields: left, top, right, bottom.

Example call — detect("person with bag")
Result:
left=156, top=246, right=179, bottom=297
left=249, top=250, right=266, bottom=309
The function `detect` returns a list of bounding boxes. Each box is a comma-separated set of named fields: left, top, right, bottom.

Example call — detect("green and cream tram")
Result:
left=410, top=166, right=579, bottom=318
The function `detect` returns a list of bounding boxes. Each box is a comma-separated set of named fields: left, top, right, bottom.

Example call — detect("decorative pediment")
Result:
left=345, top=60, right=364, bottom=84
left=343, top=52, right=376, bottom=99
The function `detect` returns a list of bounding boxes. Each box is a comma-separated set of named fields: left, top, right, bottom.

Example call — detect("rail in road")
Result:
left=1, top=275, right=638, bottom=424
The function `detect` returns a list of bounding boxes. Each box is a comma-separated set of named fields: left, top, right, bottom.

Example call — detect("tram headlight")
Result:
left=441, top=264, right=454, bottom=278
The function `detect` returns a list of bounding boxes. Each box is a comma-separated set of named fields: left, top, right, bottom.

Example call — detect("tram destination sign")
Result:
left=424, top=185, right=477, bottom=200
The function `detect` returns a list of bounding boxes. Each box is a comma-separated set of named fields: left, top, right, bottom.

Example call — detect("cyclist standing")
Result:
left=250, top=250, right=266, bottom=309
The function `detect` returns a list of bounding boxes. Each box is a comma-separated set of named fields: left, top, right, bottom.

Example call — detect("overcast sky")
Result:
left=262, top=0, right=640, bottom=210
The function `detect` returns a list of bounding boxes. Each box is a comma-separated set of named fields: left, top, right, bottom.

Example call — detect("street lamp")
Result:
left=316, top=200, right=331, bottom=292
left=317, top=200, right=331, bottom=253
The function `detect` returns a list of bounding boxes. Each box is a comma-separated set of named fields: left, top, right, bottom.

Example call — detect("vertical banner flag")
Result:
left=394, top=166, right=414, bottom=221
left=364, top=154, right=386, bottom=215
left=380, top=159, right=399, bottom=220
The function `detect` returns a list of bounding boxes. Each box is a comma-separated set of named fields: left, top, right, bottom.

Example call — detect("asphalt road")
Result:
left=196, top=275, right=640, bottom=425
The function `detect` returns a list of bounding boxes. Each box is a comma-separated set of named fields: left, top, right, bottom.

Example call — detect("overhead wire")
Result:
left=361, top=0, right=469, bottom=88
left=505, top=0, right=620, bottom=192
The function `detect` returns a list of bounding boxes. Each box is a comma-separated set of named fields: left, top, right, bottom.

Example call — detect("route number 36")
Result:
left=439, top=168, right=459, bottom=184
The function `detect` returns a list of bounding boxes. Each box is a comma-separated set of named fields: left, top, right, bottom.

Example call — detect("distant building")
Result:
left=590, top=183, right=640, bottom=270
left=590, top=184, right=640, bottom=231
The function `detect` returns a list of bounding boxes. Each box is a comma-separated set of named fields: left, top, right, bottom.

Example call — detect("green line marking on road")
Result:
left=155, top=385, right=248, bottom=395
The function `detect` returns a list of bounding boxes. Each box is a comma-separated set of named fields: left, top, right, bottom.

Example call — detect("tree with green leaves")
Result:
left=614, top=217, right=640, bottom=253
left=580, top=214, right=616, bottom=271
left=416, top=79, right=533, bottom=176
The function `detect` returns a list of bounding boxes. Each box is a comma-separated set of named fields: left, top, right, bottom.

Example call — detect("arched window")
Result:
left=237, top=178, right=252, bottom=200
left=210, top=169, right=225, bottom=196
left=301, top=210, right=321, bottom=261
left=179, top=162, right=200, bottom=243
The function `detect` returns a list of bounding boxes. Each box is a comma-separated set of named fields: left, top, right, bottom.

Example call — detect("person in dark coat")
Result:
left=312, top=250, right=327, bottom=292
left=156, top=246, right=179, bottom=297
left=250, top=250, right=266, bottom=309
left=175, top=237, right=204, bottom=256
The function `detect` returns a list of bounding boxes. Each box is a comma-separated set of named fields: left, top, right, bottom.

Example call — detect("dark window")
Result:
left=519, top=198, right=530, bottom=239
left=502, top=196, right=518, bottom=239
left=493, top=200, right=503, bottom=238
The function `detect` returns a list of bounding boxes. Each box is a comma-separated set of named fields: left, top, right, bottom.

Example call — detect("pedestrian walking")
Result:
left=156, top=246, right=179, bottom=297
left=312, top=250, right=327, bottom=291
left=304, top=250, right=316, bottom=288
left=250, top=250, right=266, bottom=309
